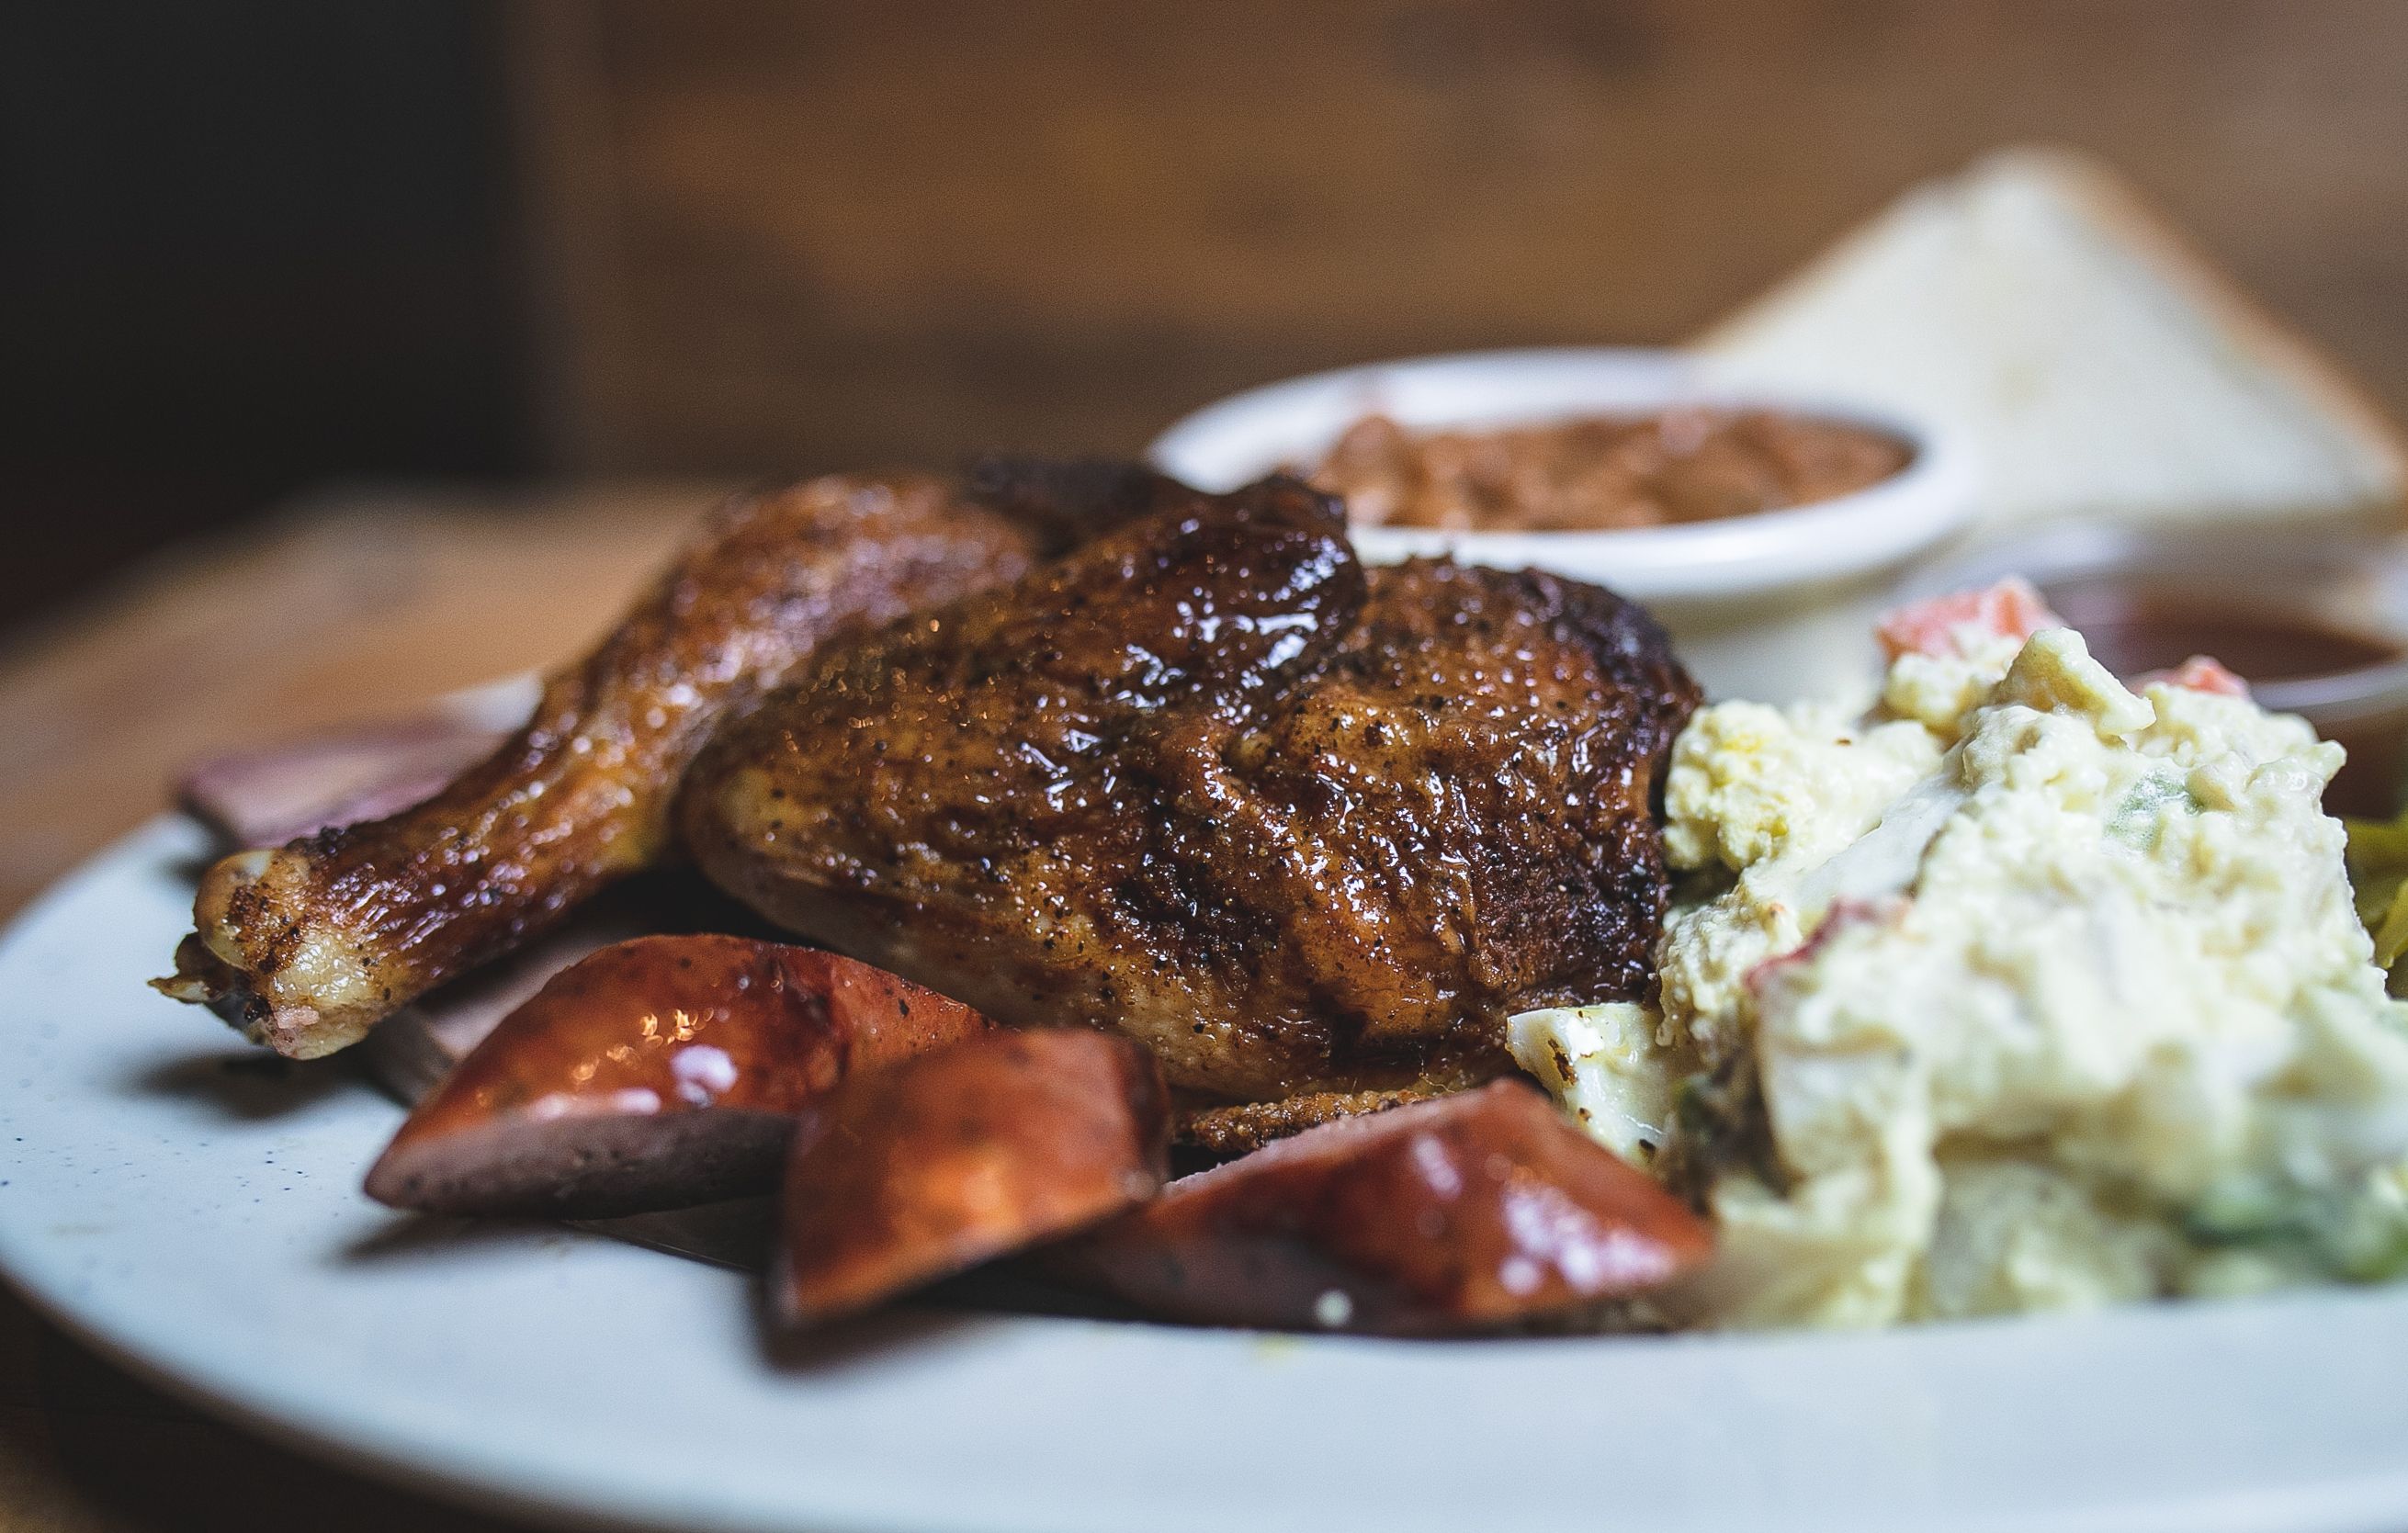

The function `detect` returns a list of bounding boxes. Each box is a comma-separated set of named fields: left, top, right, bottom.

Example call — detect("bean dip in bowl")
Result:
left=1314, top=405, right=1913, bottom=534
left=1150, top=348, right=1976, bottom=699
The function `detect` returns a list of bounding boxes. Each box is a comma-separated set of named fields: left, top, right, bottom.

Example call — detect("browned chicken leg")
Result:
left=159, top=471, right=1079, bottom=1058
left=680, top=477, right=1699, bottom=1111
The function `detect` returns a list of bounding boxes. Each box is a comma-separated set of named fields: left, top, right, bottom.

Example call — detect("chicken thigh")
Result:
left=680, top=477, right=1698, bottom=1111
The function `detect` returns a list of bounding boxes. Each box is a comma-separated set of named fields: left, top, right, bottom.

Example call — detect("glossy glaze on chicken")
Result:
left=165, top=463, right=1696, bottom=1127
left=680, top=476, right=1699, bottom=1117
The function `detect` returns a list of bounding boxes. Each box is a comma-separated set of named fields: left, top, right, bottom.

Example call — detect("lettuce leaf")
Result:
left=2346, top=809, right=2408, bottom=984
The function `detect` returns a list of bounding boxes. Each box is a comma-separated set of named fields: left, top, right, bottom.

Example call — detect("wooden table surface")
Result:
left=0, top=482, right=721, bottom=1532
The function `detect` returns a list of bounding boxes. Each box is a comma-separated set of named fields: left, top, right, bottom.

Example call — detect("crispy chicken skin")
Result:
left=680, top=477, right=1700, bottom=1105
left=159, top=473, right=1058, bottom=1058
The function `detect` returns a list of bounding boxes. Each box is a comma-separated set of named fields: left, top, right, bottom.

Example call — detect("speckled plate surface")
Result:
left=6, top=817, right=2408, bottom=1533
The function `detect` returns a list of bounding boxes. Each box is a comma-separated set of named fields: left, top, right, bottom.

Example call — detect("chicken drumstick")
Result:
left=159, top=470, right=1078, bottom=1058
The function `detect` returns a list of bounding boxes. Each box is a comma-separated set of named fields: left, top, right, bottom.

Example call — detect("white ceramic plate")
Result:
left=8, top=817, right=2408, bottom=1533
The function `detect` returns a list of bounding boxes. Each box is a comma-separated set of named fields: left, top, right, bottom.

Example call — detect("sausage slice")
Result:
left=777, top=1030, right=1170, bottom=1328
left=1050, top=1079, right=1712, bottom=1335
left=366, top=935, right=991, bottom=1217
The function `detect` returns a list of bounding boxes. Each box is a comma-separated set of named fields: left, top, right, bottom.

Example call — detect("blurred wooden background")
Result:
left=10, top=0, right=2408, bottom=636
left=513, top=0, right=2408, bottom=475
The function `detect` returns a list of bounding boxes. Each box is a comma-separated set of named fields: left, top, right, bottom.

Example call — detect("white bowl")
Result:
left=1149, top=347, right=1976, bottom=603
left=1148, top=348, right=1979, bottom=700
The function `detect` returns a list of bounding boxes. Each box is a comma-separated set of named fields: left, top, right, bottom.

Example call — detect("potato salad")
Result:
left=1512, top=581, right=2408, bottom=1328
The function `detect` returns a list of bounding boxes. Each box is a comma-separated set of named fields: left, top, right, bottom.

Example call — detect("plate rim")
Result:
left=9, top=816, right=2408, bottom=1533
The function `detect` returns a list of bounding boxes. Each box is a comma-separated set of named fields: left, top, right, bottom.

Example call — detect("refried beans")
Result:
left=1309, top=409, right=1913, bottom=532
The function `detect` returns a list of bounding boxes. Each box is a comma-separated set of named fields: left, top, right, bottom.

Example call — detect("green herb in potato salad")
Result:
left=1511, top=581, right=2408, bottom=1329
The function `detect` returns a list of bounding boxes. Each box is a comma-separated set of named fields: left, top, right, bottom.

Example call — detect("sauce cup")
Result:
left=1902, top=526, right=2408, bottom=816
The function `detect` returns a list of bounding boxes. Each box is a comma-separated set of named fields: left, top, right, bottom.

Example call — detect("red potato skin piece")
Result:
left=1049, top=1079, right=1713, bottom=1336
left=776, top=1030, right=1170, bottom=1328
left=365, top=934, right=993, bottom=1218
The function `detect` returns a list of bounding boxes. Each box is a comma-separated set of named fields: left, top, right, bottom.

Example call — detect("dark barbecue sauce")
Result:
left=2043, top=576, right=2408, bottom=816
left=2047, top=578, right=2400, bottom=683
